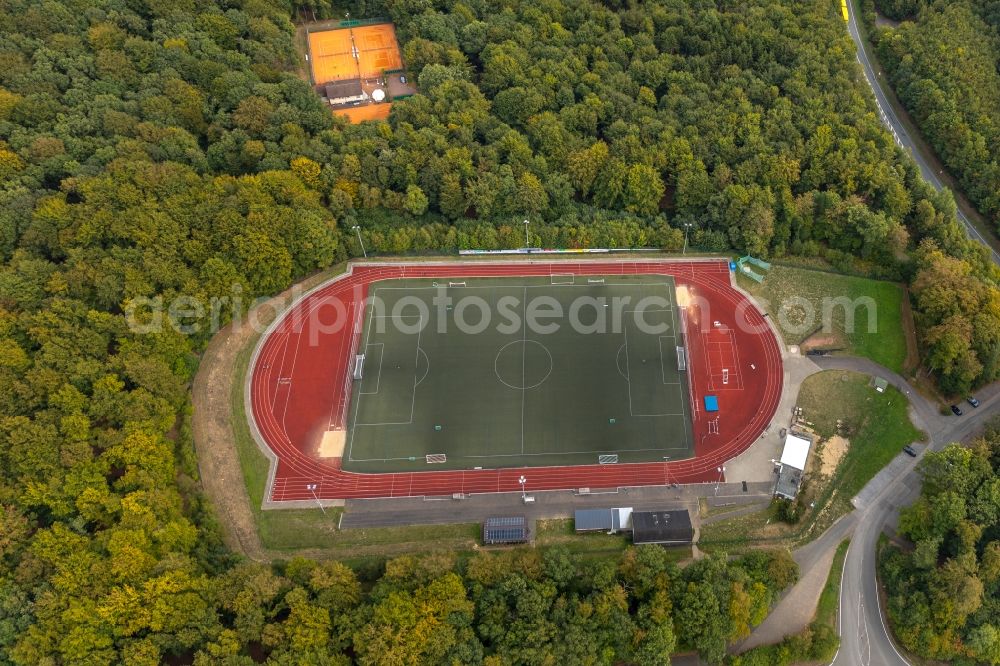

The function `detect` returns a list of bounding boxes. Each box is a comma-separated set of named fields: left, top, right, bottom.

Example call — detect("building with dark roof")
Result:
left=482, top=515, right=529, bottom=545
left=631, top=510, right=693, bottom=545
left=325, top=79, right=366, bottom=106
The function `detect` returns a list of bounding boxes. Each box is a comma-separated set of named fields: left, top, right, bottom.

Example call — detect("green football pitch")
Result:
left=342, top=274, right=694, bottom=472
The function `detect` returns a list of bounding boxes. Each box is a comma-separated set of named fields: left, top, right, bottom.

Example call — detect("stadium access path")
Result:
left=248, top=259, right=783, bottom=502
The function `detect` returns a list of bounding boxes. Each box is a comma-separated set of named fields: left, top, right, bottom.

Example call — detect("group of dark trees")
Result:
left=879, top=424, right=1000, bottom=664
left=312, top=0, right=1000, bottom=393
left=859, top=0, right=1000, bottom=393
left=0, top=0, right=996, bottom=660
left=870, top=0, right=1000, bottom=227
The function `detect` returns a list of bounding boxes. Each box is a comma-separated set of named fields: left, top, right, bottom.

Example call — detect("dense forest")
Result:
left=879, top=424, right=1000, bottom=664
left=870, top=0, right=1000, bottom=227
left=860, top=0, right=1000, bottom=394
left=0, top=0, right=997, bottom=661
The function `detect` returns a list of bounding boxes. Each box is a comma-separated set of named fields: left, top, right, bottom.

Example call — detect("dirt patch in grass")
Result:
left=801, top=330, right=843, bottom=352
left=193, top=262, right=356, bottom=559
left=738, top=265, right=908, bottom=373
left=700, top=370, right=921, bottom=550
left=192, top=297, right=279, bottom=560
left=820, top=435, right=849, bottom=477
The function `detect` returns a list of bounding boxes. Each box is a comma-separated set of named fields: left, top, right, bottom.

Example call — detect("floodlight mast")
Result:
left=523, top=219, right=530, bottom=248
left=714, top=466, right=726, bottom=496
left=306, top=483, right=326, bottom=515
left=519, top=475, right=527, bottom=500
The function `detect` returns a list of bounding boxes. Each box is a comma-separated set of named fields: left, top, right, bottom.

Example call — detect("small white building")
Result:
left=775, top=432, right=812, bottom=499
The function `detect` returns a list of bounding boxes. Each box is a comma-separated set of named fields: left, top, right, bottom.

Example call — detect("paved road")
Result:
left=812, top=358, right=1000, bottom=666
left=836, top=5, right=1000, bottom=661
left=844, top=0, right=1000, bottom=265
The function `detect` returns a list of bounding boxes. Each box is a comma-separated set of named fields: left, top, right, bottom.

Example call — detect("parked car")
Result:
left=951, top=404, right=963, bottom=416
left=967, top=396, right=980, bottom=408
left=399, top=74, right=407, bottom=84
left=903, top=445, right=917, bottom=457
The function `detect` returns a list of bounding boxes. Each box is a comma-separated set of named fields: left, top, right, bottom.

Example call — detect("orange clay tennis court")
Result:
left=354, top=25, right=403, bottom=77
left=307, top=29, right=355, bottom=83
left=335, top=104, right=392, bottom=122
left=307, top=24, right=402, bottom=84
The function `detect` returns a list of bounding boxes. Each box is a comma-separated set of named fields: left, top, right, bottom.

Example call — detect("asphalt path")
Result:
left=835, top=3, right=1000, bottom=662
left=844, top=0, right=1000, bottom=265
left=814, top=357, right=1000, bottom=666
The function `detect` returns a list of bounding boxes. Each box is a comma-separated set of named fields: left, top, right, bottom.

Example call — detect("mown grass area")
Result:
left=701, top=371, right=922, bottom=549
left=798, top=370, right=923, bottom=499
left=738, top=264, right=908, bottom=373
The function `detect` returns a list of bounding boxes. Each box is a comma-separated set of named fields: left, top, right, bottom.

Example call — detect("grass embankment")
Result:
left=730, top=539, right=850, bottom=665
left=738, top=264, right=908, bottom=373
left=797, top=370, right=923, bottom=499
left=701, top=371, right=922, bottom=547
left=814, top=540, right=850, bottom=628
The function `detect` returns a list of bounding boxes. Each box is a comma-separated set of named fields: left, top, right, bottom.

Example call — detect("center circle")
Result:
left=494, top=340, right=553, bottom=390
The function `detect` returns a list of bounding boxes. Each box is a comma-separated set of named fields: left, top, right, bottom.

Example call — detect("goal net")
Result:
left=426, top=453, right=447, bottom=464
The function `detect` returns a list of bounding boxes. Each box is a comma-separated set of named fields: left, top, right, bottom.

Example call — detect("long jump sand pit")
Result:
left=318, top=429, right=346, bottom=458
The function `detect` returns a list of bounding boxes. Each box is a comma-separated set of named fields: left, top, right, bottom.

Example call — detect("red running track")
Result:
left=248, top=259, right=783, bottom=502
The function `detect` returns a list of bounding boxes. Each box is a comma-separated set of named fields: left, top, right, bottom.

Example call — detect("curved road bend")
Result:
left=834, top=5, right=1000, bottom=662
left=844, top=0, right=1000, bottom=265
left=809, top=357, right=1000, bottom=666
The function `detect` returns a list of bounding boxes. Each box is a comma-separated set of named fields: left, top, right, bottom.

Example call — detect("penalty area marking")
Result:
left=359, top=342, right=384, bottom=394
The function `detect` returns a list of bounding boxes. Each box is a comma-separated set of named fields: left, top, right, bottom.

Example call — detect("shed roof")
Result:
left=325, top=79, right=363, bottom=99
left=631, top=510, right=693, bottom=545
left=775, top=466, right=803, bottom=499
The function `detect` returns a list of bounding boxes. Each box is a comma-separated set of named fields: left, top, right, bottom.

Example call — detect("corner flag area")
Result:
left=248, top=260, right=783, bottom=501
